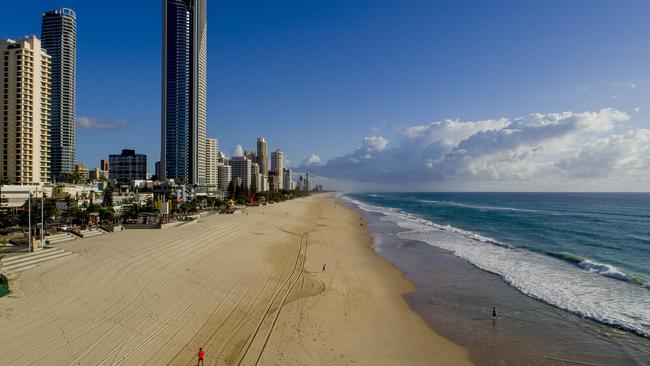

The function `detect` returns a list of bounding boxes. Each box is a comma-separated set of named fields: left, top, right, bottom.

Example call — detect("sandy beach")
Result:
left=0, top=194, right=471, bottom=365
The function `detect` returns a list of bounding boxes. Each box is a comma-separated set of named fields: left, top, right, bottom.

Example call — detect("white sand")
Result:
left=0, top=195, right=471, bottom=365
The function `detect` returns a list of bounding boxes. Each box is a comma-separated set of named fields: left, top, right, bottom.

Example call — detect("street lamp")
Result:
left=41, top=192, right=45, bottom=249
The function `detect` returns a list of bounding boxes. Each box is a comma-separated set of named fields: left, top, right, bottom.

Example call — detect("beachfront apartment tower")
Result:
left=0, top=37, right=52, bottom=184
left=229, top=156, right=252, bottom=190
left=205, top=137, right=219, bottom=186
left=41, top=8, right=76, bottom=179
left=271, top=149, right=284, bottom=189
left=161, top=0, right=207, bottom=185
left=256, top=137, right=268, bottom=177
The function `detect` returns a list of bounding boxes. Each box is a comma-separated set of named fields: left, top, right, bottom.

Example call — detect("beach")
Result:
left=0, top=194, right=471, bottom=365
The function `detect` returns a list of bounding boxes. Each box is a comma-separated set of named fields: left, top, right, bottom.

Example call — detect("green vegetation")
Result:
left=102, top=184, right=114, bottom=207
left=0, top=208, right=17, bottom=229
left=0, top=274, right=8, bottom=298
left=18, top=195, right=60, bottom=228
left=0, top=255, right=8, bottom=298
left=255, top=189, right=310, bottom=204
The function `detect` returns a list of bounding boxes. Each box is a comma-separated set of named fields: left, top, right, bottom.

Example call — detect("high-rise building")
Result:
left=271, top=149, right=284, bottom=189
left=0, top=37, right=52, bottom=184
left=41, top=8, right=76, bottom=179
left=256, top=137, right=268, bottom=177
left=206, top=137, right=219, bottom=186
left=250, top=162, right=260, bottom=192
left=216, top=163, right=231, bottom=191
left=109, top=149, right=147, bottom=182
left=229, top=156, right=251, bottom=189
left=283, top=168, right=293, bottom=191
left=161, top=0, right=207, bottom=185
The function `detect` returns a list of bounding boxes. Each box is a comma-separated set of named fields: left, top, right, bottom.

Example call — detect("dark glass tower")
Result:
left=41, top=8, right=76, bottom=179
left=162, top=0, right=207, bottom=184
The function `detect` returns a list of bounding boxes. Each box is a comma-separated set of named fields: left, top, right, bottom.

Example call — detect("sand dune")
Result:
left=0, top=195, right=471, bottom=365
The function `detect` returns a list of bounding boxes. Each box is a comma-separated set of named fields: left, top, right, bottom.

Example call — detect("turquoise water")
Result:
left=345, top=192, right=650, bottom=338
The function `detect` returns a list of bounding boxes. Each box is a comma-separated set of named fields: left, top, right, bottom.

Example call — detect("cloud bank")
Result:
left=303, top=108, right=650, bottom=190
left=301, top=154, right=321, bottom=166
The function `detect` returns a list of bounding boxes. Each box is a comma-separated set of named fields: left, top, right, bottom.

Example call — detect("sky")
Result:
left=2, top=0, right=650, bottom=191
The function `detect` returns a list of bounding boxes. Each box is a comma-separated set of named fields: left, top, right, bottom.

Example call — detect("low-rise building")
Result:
left=109, top=149, right=147, bottom=183
left=0, top=185, right=54, bottom=208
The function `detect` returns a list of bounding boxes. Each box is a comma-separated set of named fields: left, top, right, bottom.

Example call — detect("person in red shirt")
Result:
left=197, top=347, right=205, bottom=366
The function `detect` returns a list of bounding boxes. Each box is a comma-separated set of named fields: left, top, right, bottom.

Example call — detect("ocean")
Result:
left=344, top=192, right=650, bottom=341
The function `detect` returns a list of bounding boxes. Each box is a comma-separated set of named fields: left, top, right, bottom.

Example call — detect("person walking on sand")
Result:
left=492, top=306, right=497, bottom=320
left=322, top=263, right=327, bottom=272
left=197, top=347, right=205, bottom=366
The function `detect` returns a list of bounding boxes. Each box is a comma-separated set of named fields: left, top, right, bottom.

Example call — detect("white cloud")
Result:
left=362, top=136, right=389, bottom=152
left=301, top=154, right=321, bottom=166
left=371, top=126, right=380, bottom=133
left=634, top=107, right=642, bottom=113
left=76, top=116, right=126, bottom=130
left=612, top=81, right=638, bottom=90
left=231, top=145, right=244, bottom=157
left=307, top=108, right=647, bottom=190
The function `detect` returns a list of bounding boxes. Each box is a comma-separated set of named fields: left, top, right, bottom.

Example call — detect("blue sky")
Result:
left=3, top=1, right=650, bottom=190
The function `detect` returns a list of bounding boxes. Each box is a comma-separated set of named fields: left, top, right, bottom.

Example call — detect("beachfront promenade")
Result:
left=0, top=195, right=470, bottom=365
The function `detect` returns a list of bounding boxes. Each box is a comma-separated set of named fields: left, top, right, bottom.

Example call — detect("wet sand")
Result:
left=0, top=195, right=471, bottom=365
left=358, top=203, right=650, bottom=366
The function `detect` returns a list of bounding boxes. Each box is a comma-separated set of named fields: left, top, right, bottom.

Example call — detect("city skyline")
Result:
left=2, top=1, right=650, bottom=190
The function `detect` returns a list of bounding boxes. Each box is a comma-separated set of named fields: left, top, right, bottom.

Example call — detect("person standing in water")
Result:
left=492, top=306, right=497, bottom=320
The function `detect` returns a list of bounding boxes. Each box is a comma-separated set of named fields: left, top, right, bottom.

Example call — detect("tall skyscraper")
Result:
left=0, top=37, right=52, bottom=184
left=271, top=149, right=284, bottom=189
left=41, top=8, right=76, bottom=179
left=206, top=137, right=219, bottom=186
left=256, top=137, right=268, bottom=177
left=161, top=0, right=207, bottom=185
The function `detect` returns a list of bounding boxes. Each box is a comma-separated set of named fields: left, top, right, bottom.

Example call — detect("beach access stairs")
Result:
left=0, top=247, right=72, bottom=275
left=45, top=232, right=78, bottom=245
left=78, top=228, right=107, bottom=239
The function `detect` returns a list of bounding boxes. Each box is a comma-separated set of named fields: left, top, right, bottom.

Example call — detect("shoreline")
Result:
left=0, top=194, right=472, bottom=365
left=343, top=194, right=650, bottom=365
left=258, top=195, right=473, bottom=365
